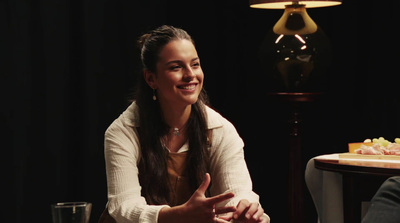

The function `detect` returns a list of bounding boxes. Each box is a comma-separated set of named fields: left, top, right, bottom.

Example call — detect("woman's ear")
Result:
left=143, top=70, right=157, bottom=89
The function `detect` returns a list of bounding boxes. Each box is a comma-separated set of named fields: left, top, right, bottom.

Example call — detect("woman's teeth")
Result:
left=180, top=85, right=195, bottom=90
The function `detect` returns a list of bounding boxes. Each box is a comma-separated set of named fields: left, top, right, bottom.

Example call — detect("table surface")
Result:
left=314, top=153, right=400, bottom=176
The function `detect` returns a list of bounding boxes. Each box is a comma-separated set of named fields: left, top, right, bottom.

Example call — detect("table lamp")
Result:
left=250, top=2, right=342, bottom=223
left=250, top=0, right=342, bottom=93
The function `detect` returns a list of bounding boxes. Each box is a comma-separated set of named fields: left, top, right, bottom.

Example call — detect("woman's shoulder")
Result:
left=121, top=101, right=140, bottom=127
left=105, top=101, right=139, bottom=134
left=104, top=102, right=140, bottom=155
left=205, top=105, right=236, bottom=131
left=205, top=105, right=244, bottom=150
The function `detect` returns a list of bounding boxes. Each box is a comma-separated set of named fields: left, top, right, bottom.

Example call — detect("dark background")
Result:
left=2, top=0, right=400, bottom=222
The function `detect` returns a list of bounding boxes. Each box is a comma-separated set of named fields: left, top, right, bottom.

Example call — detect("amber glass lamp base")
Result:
left=259, top=4, right=332, bottom=93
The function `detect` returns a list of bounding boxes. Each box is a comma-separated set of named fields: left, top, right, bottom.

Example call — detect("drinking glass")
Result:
left=51, top=201, right=92, bottom=223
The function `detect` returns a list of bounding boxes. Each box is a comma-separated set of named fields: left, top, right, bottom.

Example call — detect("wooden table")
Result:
left=314, top=155, right=400, bottom=223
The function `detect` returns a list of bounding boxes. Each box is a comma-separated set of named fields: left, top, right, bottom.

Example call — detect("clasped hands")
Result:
left=159, top=173, right=270, bottom=223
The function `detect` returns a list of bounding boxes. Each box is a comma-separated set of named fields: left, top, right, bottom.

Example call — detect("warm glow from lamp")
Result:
left=250, top=0, right=341, bottom=92
left=249, top=0, right=342, bottom=9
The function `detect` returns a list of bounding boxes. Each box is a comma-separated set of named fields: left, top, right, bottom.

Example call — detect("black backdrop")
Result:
left=2, top=0, right=400, bottom=222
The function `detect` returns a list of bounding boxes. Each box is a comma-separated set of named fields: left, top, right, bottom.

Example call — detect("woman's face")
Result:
left=149, top=39, right=204, bottom=108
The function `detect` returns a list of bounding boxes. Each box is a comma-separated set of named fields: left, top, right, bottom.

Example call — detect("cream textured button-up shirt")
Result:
left=104, top=101, right=265, bottom=223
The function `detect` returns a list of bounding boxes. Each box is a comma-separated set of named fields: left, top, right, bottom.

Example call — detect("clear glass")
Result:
left=51, top=202, right=92, bottom=223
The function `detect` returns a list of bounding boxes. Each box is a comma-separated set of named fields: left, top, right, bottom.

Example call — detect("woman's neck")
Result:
left=160, top=103, right=191, bottom=131
left=159, top=104, right=191, bottom=152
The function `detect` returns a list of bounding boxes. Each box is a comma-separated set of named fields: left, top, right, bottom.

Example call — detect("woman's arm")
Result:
left=105, top=117, right=168, bottom=223
left=207, top=113, right=270, bottom=223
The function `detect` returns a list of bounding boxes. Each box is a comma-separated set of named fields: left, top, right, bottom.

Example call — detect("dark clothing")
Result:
left=362, top=176, right=400, bottom=223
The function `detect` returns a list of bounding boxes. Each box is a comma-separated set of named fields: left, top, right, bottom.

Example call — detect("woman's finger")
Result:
left=233, top=199, right=250, bottom=220
left=215, top=217, right=233, bottom=223
left=196, top=173, right=211, bottom=195
left=215, top=206, right=237, bottom=215
left=206, top=191, right=235, bottom=206
left=245, top=202, right=260, bottom=219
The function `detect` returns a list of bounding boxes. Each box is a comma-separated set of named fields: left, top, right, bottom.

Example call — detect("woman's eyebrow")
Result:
left=165, top=60, right=181, bottom=65
left=165, top=57, right=199, bottom=65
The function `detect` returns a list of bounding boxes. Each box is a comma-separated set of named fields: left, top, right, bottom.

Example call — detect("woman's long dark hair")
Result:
left=134, top=25, right=211, bottom=205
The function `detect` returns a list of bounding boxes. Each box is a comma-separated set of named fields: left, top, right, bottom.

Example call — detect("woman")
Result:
left=101, top=25, right=270, bottom=223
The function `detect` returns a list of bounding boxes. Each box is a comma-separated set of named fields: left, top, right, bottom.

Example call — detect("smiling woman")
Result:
left=144, top=38, right=204, bottom=114
left=98, top=25, right=270, bottom=223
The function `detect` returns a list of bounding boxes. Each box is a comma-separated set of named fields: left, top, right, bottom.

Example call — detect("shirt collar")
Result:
left=122, top=101, right=223, bottom=130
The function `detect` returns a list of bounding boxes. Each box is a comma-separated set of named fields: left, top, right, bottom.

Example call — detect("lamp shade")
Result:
left=250, top=0, right=342, bottom=9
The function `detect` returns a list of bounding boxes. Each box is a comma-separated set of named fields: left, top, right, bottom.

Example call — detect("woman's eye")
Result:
left=170, top=65, right=181, bottom=70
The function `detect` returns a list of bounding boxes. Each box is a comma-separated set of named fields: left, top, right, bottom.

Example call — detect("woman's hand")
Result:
left=159, top=173, right=236, bottom=223
left=219, top=199, right=270, bottom=223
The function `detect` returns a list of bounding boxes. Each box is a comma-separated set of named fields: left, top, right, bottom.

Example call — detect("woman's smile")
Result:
left=177, top=83, right=197, bottom=91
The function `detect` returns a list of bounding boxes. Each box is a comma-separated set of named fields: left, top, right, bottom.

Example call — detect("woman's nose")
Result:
left=183, top=67, right=196, bottom=79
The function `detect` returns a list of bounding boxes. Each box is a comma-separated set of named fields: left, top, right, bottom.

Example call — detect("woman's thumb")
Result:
left=196, top=173, right=211, bottom=195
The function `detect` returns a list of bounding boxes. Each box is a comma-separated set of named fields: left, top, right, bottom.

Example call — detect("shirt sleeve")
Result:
left=104, top=116, right=169, bottom=223
left=208, top=116, right=261, bottom=208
